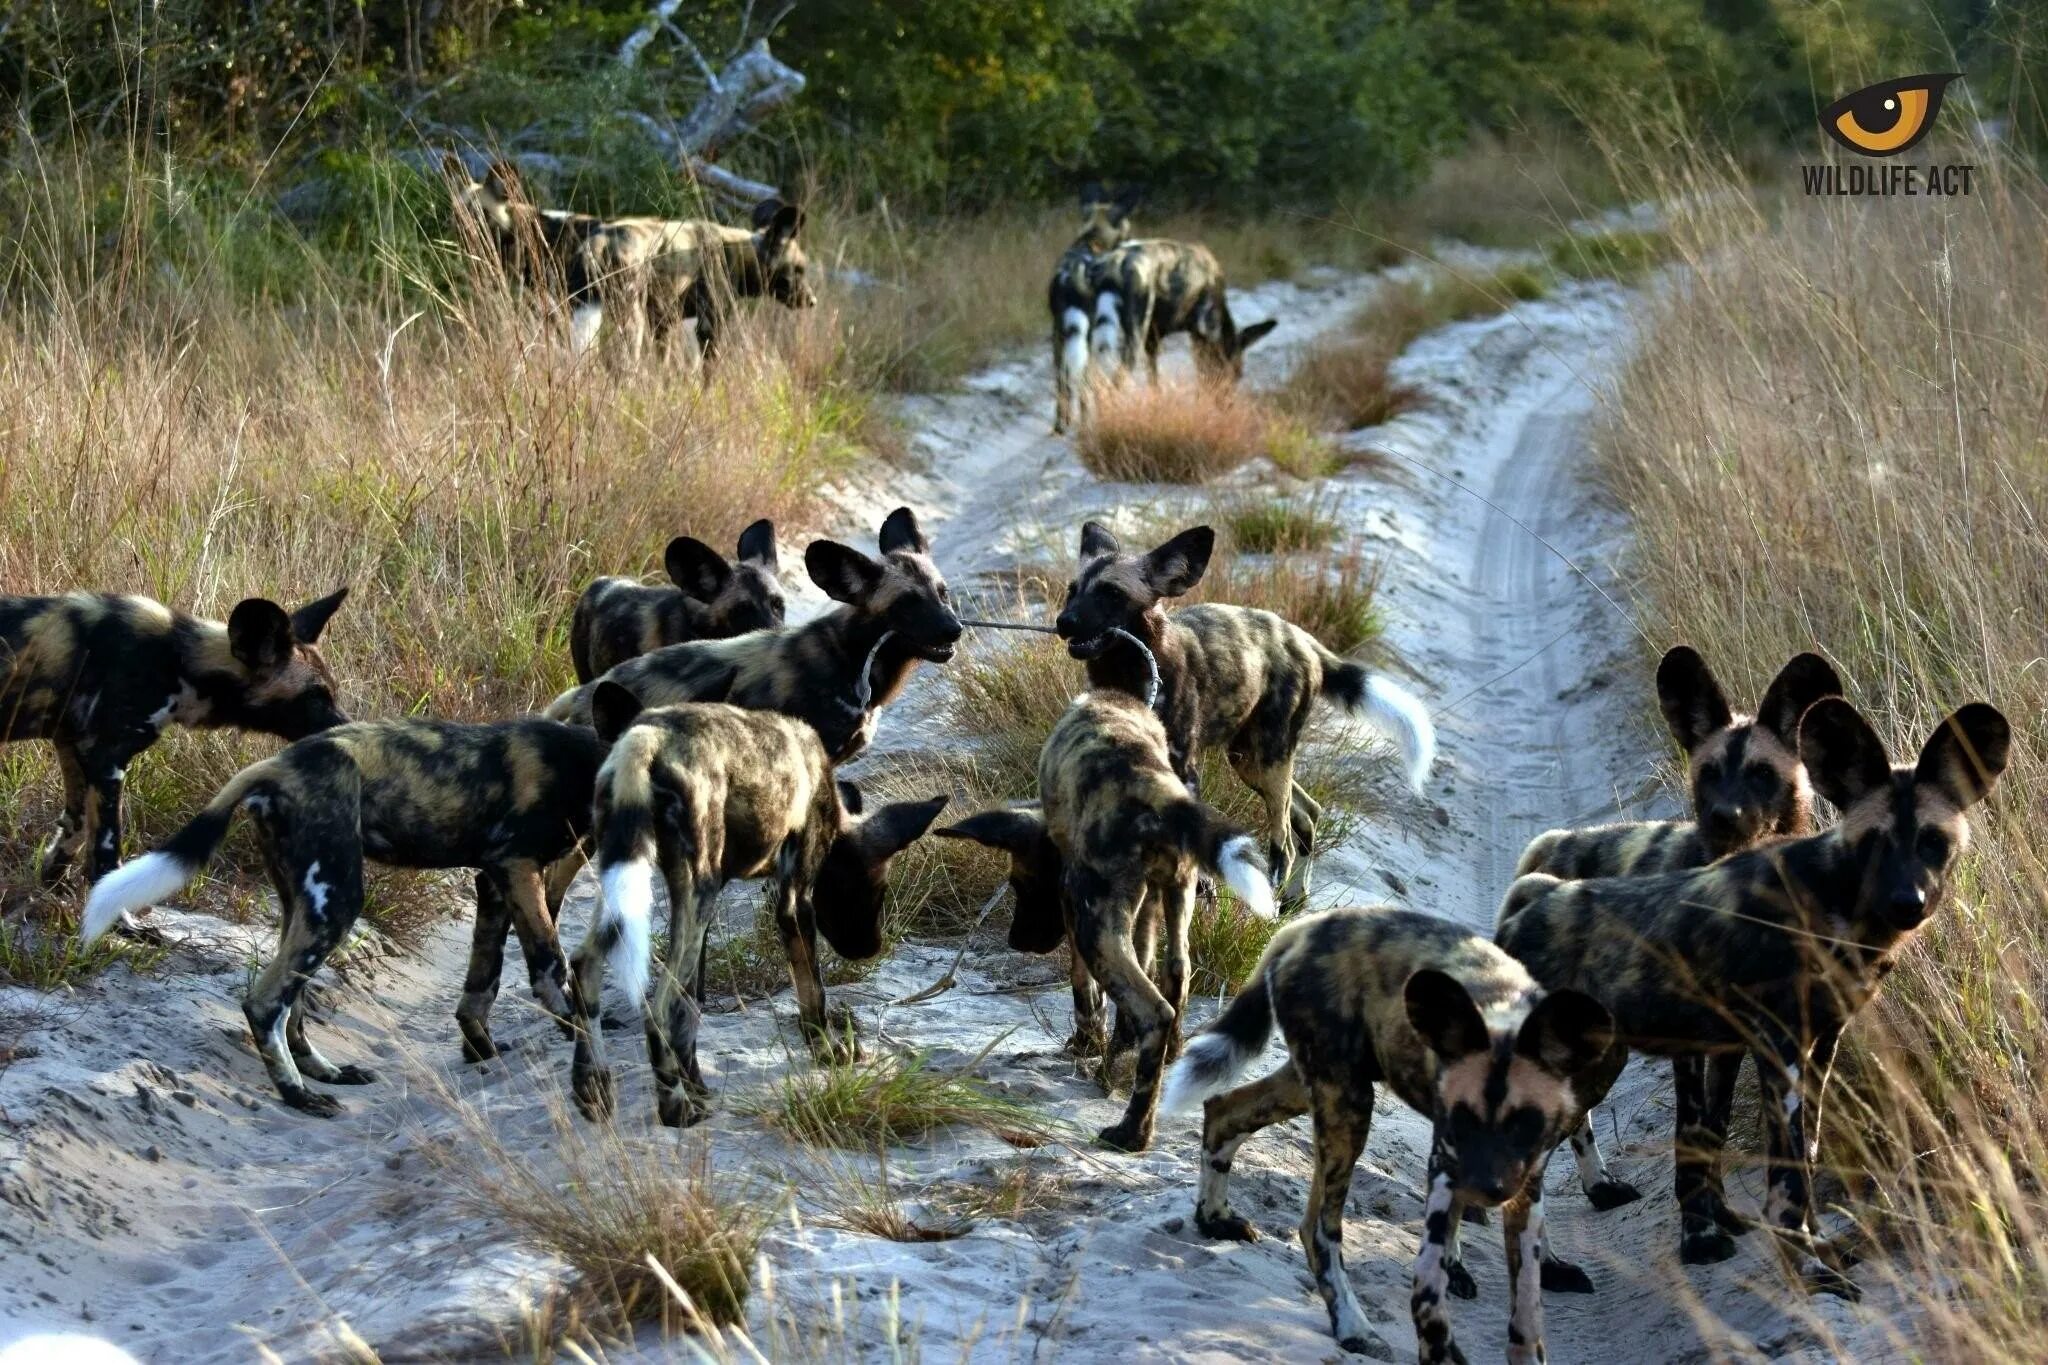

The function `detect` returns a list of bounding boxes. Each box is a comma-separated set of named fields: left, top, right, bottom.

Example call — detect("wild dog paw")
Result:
left=1798, top=1255, right=1861, bottom=1300
left=1680, top=1226, right=1739, bottom=1265
left=328, top=1064, right=378, bottom=1086
left=1194, top=1209, right=1258, bottom=1242
left=572, top=1065, right=616, bottom=1122
left=282, top=1087, right=344, bottom=1119
left=657, top=1092, right=711, bottom=1129
left=460, top=1032, right=500, bottom=1064
left=1444, top=1258, right=1478, bottom=1300
left=1708, top=1197, right=1753, bottom=1235
left=1587, top=1178, right=1643, bottom=1211
left=1539, top=1257, right=1595, bottom=1294
left=1064, top=1025, right=1109, bottom=1059
left=1096, top=1119, right=1151, bottom=1153
left=1336, top=1331, right=1395, bottom=1360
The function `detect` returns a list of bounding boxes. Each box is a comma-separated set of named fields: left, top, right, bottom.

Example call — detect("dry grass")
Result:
left=741, top=1046, right=1055, bottom=1151
left=1274, top=332, right=1426, bottom=432
left=1073, top=379, right=1314, bottom=484
left=427, top=1084, right=770, bottom=1334
left=0, top=907, right=166, bottom=987
left=1596, top=132, right=2048, bottom=1353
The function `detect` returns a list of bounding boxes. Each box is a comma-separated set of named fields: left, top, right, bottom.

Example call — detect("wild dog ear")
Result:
left=737, top=518, right=779, bottom=571
left=1656, top=646, right=1734, bottom=753
left=935, top=807, right=1047, bottom=856
left=855, top=795, right=951, bottom=862
left=289, top=587, right=349, bottom=645
left=227, top=599, right=296, bottom=673
left=751, top=197, right=785, bottom=229
left=484, top=159, right=523, bottom=201
left=1112, top=184, right=1145, bottom=218
left=756, top=200, right=803, bottom=247
left=1915, top=702, right=2010, bottom=810
left=664, top=536, right=734, bottom=600
left=1236, top=318, right=1278, bottom=352
left=1799, top=697, right=1892, bottom=810
left=805, top=540, right=886, bottom=603
left=836, top=778, right=866, bottom=816
left=1078, top=520, right=1121, bottom=562
left=1079, top=181, right=1105, bottom=210
left=1756, top=652, right=1844, bottom=747
left=1404, top=969, right=1491, bottom=1065
left=1517, top=989, right=1614, bottom=1076
left=1142, top=526, right=1215, bottom=597
left=878, top=506, right=930, bottom=556
left=590, top=681, right=646, bottom=745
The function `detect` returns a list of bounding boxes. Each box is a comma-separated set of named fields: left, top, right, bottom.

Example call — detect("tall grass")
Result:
left=1597, top=135, right=2048, bottom=1352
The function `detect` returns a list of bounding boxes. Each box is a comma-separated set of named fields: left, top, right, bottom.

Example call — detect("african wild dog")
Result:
left=572, top=196, right=815, bottom=364
left=936, top=688, right=1275, bottom=1153
left=1497, top=698, right=2009, bottom=1295
left=569, top=687, right=947, bottom=1125
left=1049, top=182, right=1142, bottom=432
left=547, top=508, right=961, bottom=763
left=80, top=716, right=609, bottom=1115
left=1091, top=238, right=1276, bottom=385
left=1055, top=521, right=1434, bottom=905
left=1516, top=645, right=1842, bottom=1220
left=0, top=589, right=349, bottom=884
left=445, top=155, right=605, bottom=299
left=570, top=519, right=783, bottom=682
left=1160, top=905, right=1612, bottom=1363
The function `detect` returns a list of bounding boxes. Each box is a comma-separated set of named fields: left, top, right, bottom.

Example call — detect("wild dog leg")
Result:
left=38, top=742, right=88, bottom=886
left=775, top=865, right=856, bottom=1064
left=500, top=860, right=574, bottom=1030
left=244, top=835, right=366, bottom=1116
left=568, top=924, right=618, bottom=1121
left=79, top=740, right=136, bottom=882
left=1442, top=1190, right=1478, bottom=1300
left=1502, top=1170, right=1551, bottom=1365
left=1196, top=1066, right=1309, bottom=1241
left=1412, top=1158, right=1466, bottom=1365
left=1064, top=899, right=1108, bottom=1058
left=1156, top=875, right=1193, bottom=1063
left=1075, top=876, right=1174, bottom=1151
left=1108, top=887, right=1159, bottom=1063
left=1675, top=1053, right=1739, bottom=1264
left=1231, top=748, right=1303, bottom=908
left=1565, top=1042, right=1641, bottom=1211
left=647, top=877, right=713, bottom=1127
left=1754, top=1032, right=1856, bottom=1298
left=1302, top=1083, right=1392, bottom=1360
left=1699, top=1052, right=1750, bottom=1232
left=457, top=870, right=515, bottom=1062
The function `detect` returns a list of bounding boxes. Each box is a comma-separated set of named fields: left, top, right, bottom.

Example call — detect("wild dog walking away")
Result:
left=937, top=688, right=1275, bottom=1153
left=1055, top=521, right=1434, bottom=904
left=570, top=519, right=783, bottom=682
left=1049, top=182, right=1142, bottom=432
left=1497, top=698, right=2009, bottom=1294
left=1160, top=905, right=1613, bottom=1363
left=1091, top=237, right=1276, bottom=385
left=1517, top=645, right=1843, bottom=1221
left=549, top=507, right=961, bottom=762
left=80, top=716, right=608, bottom=1114
left=0, top=589, right=349, bottom=884
left=571, top=687, right=947, bottom=1125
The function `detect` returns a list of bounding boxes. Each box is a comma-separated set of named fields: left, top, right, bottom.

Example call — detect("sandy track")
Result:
left=0, top=268, right=1889, bottom=1362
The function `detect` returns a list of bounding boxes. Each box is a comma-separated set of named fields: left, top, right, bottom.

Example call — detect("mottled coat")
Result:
left=1497, top=698, right=2009, bottom=1293
left=1160, top=906, right=1612, bottom=1364
left=0, top=589, right=348, bottom=882
left=1092, top=238, right=1275, bottom=383
left=1515, top=646, right=1843, bottom=1222
left=937, top=689, right=1273, bottom=1153
left=82, top=716, right=608, bottom=1115
left=549, top=508, right=961, bottom=763
left=570, top=690, right=947, bottom=1126
left=570, top=519, right=783, bottom=682
left=1048, top=183, right=1141, bottom=431
left=1055, top=522, right=1434, bottom=903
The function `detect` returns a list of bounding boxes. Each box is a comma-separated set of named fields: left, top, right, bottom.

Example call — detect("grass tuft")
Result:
left=743, top=1048, right=1055, bottom=1151
left=1545, top=225, right=1672, bottom=284
left=0, top=906, right=167, bottom=988
left=1073, top=379, right=1300, bottom=484
left=1225, top=497, right=1340, bottom=554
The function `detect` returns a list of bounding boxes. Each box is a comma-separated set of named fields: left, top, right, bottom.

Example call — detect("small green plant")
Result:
left=1226, top=498, right=1339, bottom=554
left=1187, top=897, right=1283, bottom=999
left=1545, top=226, right=1672, bottom=284
left=744, top=1047, right=1055, bottom=1151
left=0, top=910, right=166, bottom=988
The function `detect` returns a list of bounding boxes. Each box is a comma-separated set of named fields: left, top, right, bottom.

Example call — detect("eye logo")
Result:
left=1820, top=74, right=1961, bottom=157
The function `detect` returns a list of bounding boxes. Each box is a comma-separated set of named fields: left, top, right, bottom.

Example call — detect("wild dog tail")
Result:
left=1161, top=963, right=1275, bottom=1116
left=588, top=737, right=668, bottom=1009
left=1163, top=799, right=1275, bottom=921
left=1317, top=652, right=1437, bottom=795
left=81, top=757, right=286, bottom=944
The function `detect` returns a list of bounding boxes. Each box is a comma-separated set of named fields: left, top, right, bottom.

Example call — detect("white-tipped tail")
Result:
left=1161, top=1032, right=1251, bottom=1117
left=569, top=303, right=604, bottom=356
left=1217, top=835, right=1276, bottom=920
left=81, top=852, right=195, bottom=945
left=597, top=859, right=655, bottom=1008
left=1362, top=675, right=1438, bottom=795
